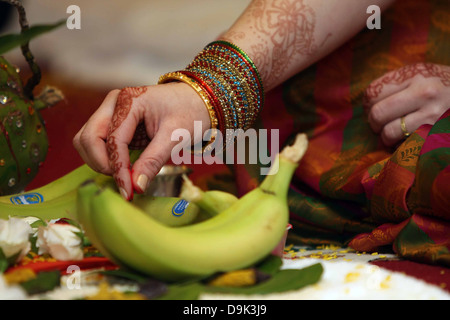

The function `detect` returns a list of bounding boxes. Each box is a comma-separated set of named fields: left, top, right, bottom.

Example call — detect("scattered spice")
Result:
left=380, top=275, right=391, bottom=289
left=4, top=268, right=36, bottom=284
left=283, top=244, right=393, bottom=263
left=17, top=251, right=56, bottom=266
left=344, top=272, right=360, bottom=283
left=208, top=269, right=259, bottom=288
left=86, top=282, right=147, bottom=300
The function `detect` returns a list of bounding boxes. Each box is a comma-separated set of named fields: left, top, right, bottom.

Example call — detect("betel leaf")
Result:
left=255, top=254, right=283, bottom=275
left=101, top=269, right=150, bottom=284
left=157, top=263, right=323, bottom=300
left=0, top=20, right=65, bottom=55
left=204, top=263, right=323, bottom=296
left=20, top=270, right=60, bottom=295
left=158, top=282, right=205, bottom=300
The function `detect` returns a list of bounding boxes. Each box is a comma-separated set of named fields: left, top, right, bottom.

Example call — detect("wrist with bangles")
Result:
left=158, top=40, right=264, bottom=153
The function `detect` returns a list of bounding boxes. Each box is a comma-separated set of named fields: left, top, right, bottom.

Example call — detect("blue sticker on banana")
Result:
left=10, top=192, right=44, bottom=205
left=172, top=199, right=189, bottom=217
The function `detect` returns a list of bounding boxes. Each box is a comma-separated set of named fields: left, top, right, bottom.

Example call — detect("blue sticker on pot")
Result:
left=172, top=199, right=189, bottom=217
left=10, top=192, right=44, bottom=205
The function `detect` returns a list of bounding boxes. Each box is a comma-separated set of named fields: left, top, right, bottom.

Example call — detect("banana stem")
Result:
left=259, top=133, right=308, bottom=198
left=279, top=133, right=309, bottom=163
left=179, top=175, right=219, bottom=216
left=179, top=175, right=202, bottom=201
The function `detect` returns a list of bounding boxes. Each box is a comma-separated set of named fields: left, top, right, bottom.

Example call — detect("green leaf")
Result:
left=29, top=218, right=47, bottom=229
left=58, top=218, right=91, bottom=248
left=204, top=263, right=323, bottom=296
left=255, top=254, right=283, bottom=275
left=100, top=269, right=150, bottom=284
left=97, top=258, right=322, bottom=300
left=0, top=20, right=65, bottom=55
left=0, top=248, right=8, bottom=273
left=20, top=270, right=60, bottom=295
left=83, top=250, right=103, bottom=258
left=28, top=217, right=46, bottom=254
left=29, top=233, right=39, bottom=254
left=158, top=282, right=204, bottom=300
left=155, top=263, right=323, bottom=300
left=0, top=247, right=21, bottom=273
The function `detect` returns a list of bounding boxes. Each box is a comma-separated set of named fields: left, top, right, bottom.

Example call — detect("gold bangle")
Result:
left=158, top=72, right=218, bottom=130
left=158, top=72, right=219, bottom=154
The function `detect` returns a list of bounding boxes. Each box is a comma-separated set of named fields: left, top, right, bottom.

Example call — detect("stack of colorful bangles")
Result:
left=158, top=40, right=264, bottom=152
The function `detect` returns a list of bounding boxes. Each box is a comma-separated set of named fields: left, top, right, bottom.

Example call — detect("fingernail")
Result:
left=137, top=174, right=149, bottom=192
left=119, top=187, right=128, bottom=200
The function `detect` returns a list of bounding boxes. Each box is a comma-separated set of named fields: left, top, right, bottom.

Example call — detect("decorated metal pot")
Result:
left=0, top=56, right=54, bottom=195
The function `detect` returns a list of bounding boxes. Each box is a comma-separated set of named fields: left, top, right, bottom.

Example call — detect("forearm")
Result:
left=221, top=0, right=396, bottom=91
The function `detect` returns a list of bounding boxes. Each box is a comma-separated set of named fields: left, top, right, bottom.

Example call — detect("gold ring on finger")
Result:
left=400, top=116, right=410, bottom=138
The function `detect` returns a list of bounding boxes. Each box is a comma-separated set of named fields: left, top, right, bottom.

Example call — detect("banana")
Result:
left=76, top=180, right=120, bottom=264
left=0, top=144, right=137, bottom=219
left=132, top=194, right=201, bottom=227
left=0, top=164, right=99, bottom=205
left=0, top=164, right=102, bottom=220
left=179, top=186, right=266, bottom=233
left=76, top=181, right=201, bottom=267
left=0, top=189, right=78, bottom=220
left=80, top=133, right=308, bottom=282
left=179, top=174, right=238, bottom=217
left=87, top=186, right=286, bottom=281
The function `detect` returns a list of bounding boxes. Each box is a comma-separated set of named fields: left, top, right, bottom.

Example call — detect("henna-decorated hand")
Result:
left=364, top=63, right=450, bottom=146
left=73, top=82, right=210, bottom=200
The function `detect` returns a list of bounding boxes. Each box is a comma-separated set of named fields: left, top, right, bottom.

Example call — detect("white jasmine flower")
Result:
left=0, top=217, right=32, bottom=263
left=37, top=223, right=83, bottom=261
left=19, top=216, right=43, bottom=235
left=19, top=216, right=40, bottom=225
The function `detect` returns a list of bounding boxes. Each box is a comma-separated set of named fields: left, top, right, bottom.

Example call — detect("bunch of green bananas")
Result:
left=77, top=133, right=309, bottom=282
left=0, top=133, right=308, bottom=282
